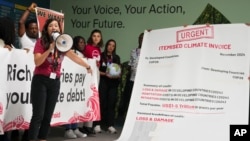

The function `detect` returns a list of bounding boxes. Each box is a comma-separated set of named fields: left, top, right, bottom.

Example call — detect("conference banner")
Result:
left=117, top=24, right=250, bottom=141
left=0, top=48, right=100, bottom=134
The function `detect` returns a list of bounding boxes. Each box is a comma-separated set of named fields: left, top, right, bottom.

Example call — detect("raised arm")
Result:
left=18, top=2, right=37, bottom=37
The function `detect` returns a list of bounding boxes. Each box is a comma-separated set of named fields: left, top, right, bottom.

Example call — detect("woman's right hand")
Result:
left=49, top=42, right=55, bottom=52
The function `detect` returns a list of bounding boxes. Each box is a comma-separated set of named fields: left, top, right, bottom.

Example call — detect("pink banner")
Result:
left=35, top=7, right=64, bottom=32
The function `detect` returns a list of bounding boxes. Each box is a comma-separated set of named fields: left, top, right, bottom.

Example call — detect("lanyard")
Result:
left=51, top=48, right=60, bottom=72
left=107, top=55, right=112, bottom=65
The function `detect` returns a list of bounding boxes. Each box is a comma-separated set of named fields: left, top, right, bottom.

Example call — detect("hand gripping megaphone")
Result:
left=52, top=32, right=73, bottom=52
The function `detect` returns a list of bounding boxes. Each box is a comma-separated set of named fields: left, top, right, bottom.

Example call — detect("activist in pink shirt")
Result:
left=28, top=18, right=92, bottom=141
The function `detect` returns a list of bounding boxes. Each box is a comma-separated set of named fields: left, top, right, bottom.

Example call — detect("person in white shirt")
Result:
left=15, top=2, right=39, bottom=141
left=18, top=2, right=40, bottom=51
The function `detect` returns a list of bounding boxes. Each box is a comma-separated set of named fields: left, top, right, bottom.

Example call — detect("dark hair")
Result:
left=41, top=18, right=62, bottom=50
left=0, top=17, right=15, bottom=46
left=87, top=29, right=103, bottom=48
left=103, top=39, right=117, bottom=56
left=102, top=39, right=120, bottom=65
left=72, top=35, right=85, bottom=52
left=138, top=32, right=144, bottom=48
left=25, top=19, right=37, bottom=29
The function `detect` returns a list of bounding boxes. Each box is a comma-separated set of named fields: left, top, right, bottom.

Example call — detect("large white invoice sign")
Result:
left=117, top=24, right=250, bottom=141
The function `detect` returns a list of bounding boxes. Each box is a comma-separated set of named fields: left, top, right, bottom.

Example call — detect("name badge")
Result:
left=50, top=72, right=56, bottom=79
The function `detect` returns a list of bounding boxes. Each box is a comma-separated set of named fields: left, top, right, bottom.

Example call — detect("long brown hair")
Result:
left=87, top=29, right=103, bottom=48
left=41, top=18, right=62, bottom=50
left=0, top=17, right=15, bottom=46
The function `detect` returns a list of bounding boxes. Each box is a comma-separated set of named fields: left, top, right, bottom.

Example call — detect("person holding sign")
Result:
left=18, top=2, right=40, bottom=51
left=97, top=39, right=121, bottom=134
left=28, top=18, right=92, bottom=141
left=64, top=36, right=88, bottom=139
left=15, top=3, right=40, bottom=141
left=0, top=16, right=15, bottom=141
left=81, top=29, right=103, bottom=135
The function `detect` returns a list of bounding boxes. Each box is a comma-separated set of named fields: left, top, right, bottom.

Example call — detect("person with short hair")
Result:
left=18, top=2, right=39, bottom=51
left=15, top=3, right=40, bottom=141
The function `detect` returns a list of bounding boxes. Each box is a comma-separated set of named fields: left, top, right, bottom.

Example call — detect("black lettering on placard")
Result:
left=7, top=64, right=32, bottom=81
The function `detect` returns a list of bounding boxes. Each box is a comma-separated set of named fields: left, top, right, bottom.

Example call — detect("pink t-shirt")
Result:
left=83, top=44, right=101, bottom=60
left=33, top=39, right=64, bottom=78
left=83, top=44, right=101, bottom=67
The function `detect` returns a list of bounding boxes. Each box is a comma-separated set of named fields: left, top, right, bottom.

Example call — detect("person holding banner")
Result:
left=63, top=36, right=88, bottom=139
left=97, top=39, right=121, bottom=134
left=14, top=3, right=40, bottom=141
left=0, top=16, right=16, bottom=141
left=81, top=29, right=103, bottom=135
left=18, top=2, right=39, bottom=51
left=83, top=29, right=103, bottom=66
left=71, top=36, right=86, bottom=58
left=28, top=18, right=92, bottom=141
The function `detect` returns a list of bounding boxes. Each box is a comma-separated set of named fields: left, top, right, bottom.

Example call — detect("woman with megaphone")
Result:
left=28, top=18, right=92, bottom=141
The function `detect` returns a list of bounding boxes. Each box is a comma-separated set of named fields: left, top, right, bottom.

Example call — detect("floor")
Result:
left=4, top=117, right=125, bottom=141
left=48, top=125, right=122, bottom=141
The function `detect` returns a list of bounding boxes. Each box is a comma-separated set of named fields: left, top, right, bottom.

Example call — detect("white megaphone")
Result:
left=52, top=32, right=73, bottom=52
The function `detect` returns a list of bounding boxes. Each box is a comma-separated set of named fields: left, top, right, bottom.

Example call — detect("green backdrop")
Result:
left=51, top=0, right=250, bottom=62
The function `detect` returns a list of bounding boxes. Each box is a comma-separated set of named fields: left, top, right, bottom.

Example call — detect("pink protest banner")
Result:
left=35, top=7, right=64, bottom=32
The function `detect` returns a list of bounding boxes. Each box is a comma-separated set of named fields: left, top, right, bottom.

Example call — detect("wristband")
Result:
left=86, top=66, right=91, bottom=70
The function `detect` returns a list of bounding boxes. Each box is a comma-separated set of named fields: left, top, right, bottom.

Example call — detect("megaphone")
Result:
left=52, top=32, right=73, bottom=52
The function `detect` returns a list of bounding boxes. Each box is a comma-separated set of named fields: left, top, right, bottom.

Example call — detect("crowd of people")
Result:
left=0, top=2, right=143, bottom=141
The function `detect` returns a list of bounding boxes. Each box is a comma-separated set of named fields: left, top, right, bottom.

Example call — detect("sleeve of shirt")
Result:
left=33, top=39, right=44, bottom=54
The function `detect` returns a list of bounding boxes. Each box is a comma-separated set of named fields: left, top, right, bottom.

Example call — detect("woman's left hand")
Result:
left=87, top=67, right=93, bottom=75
